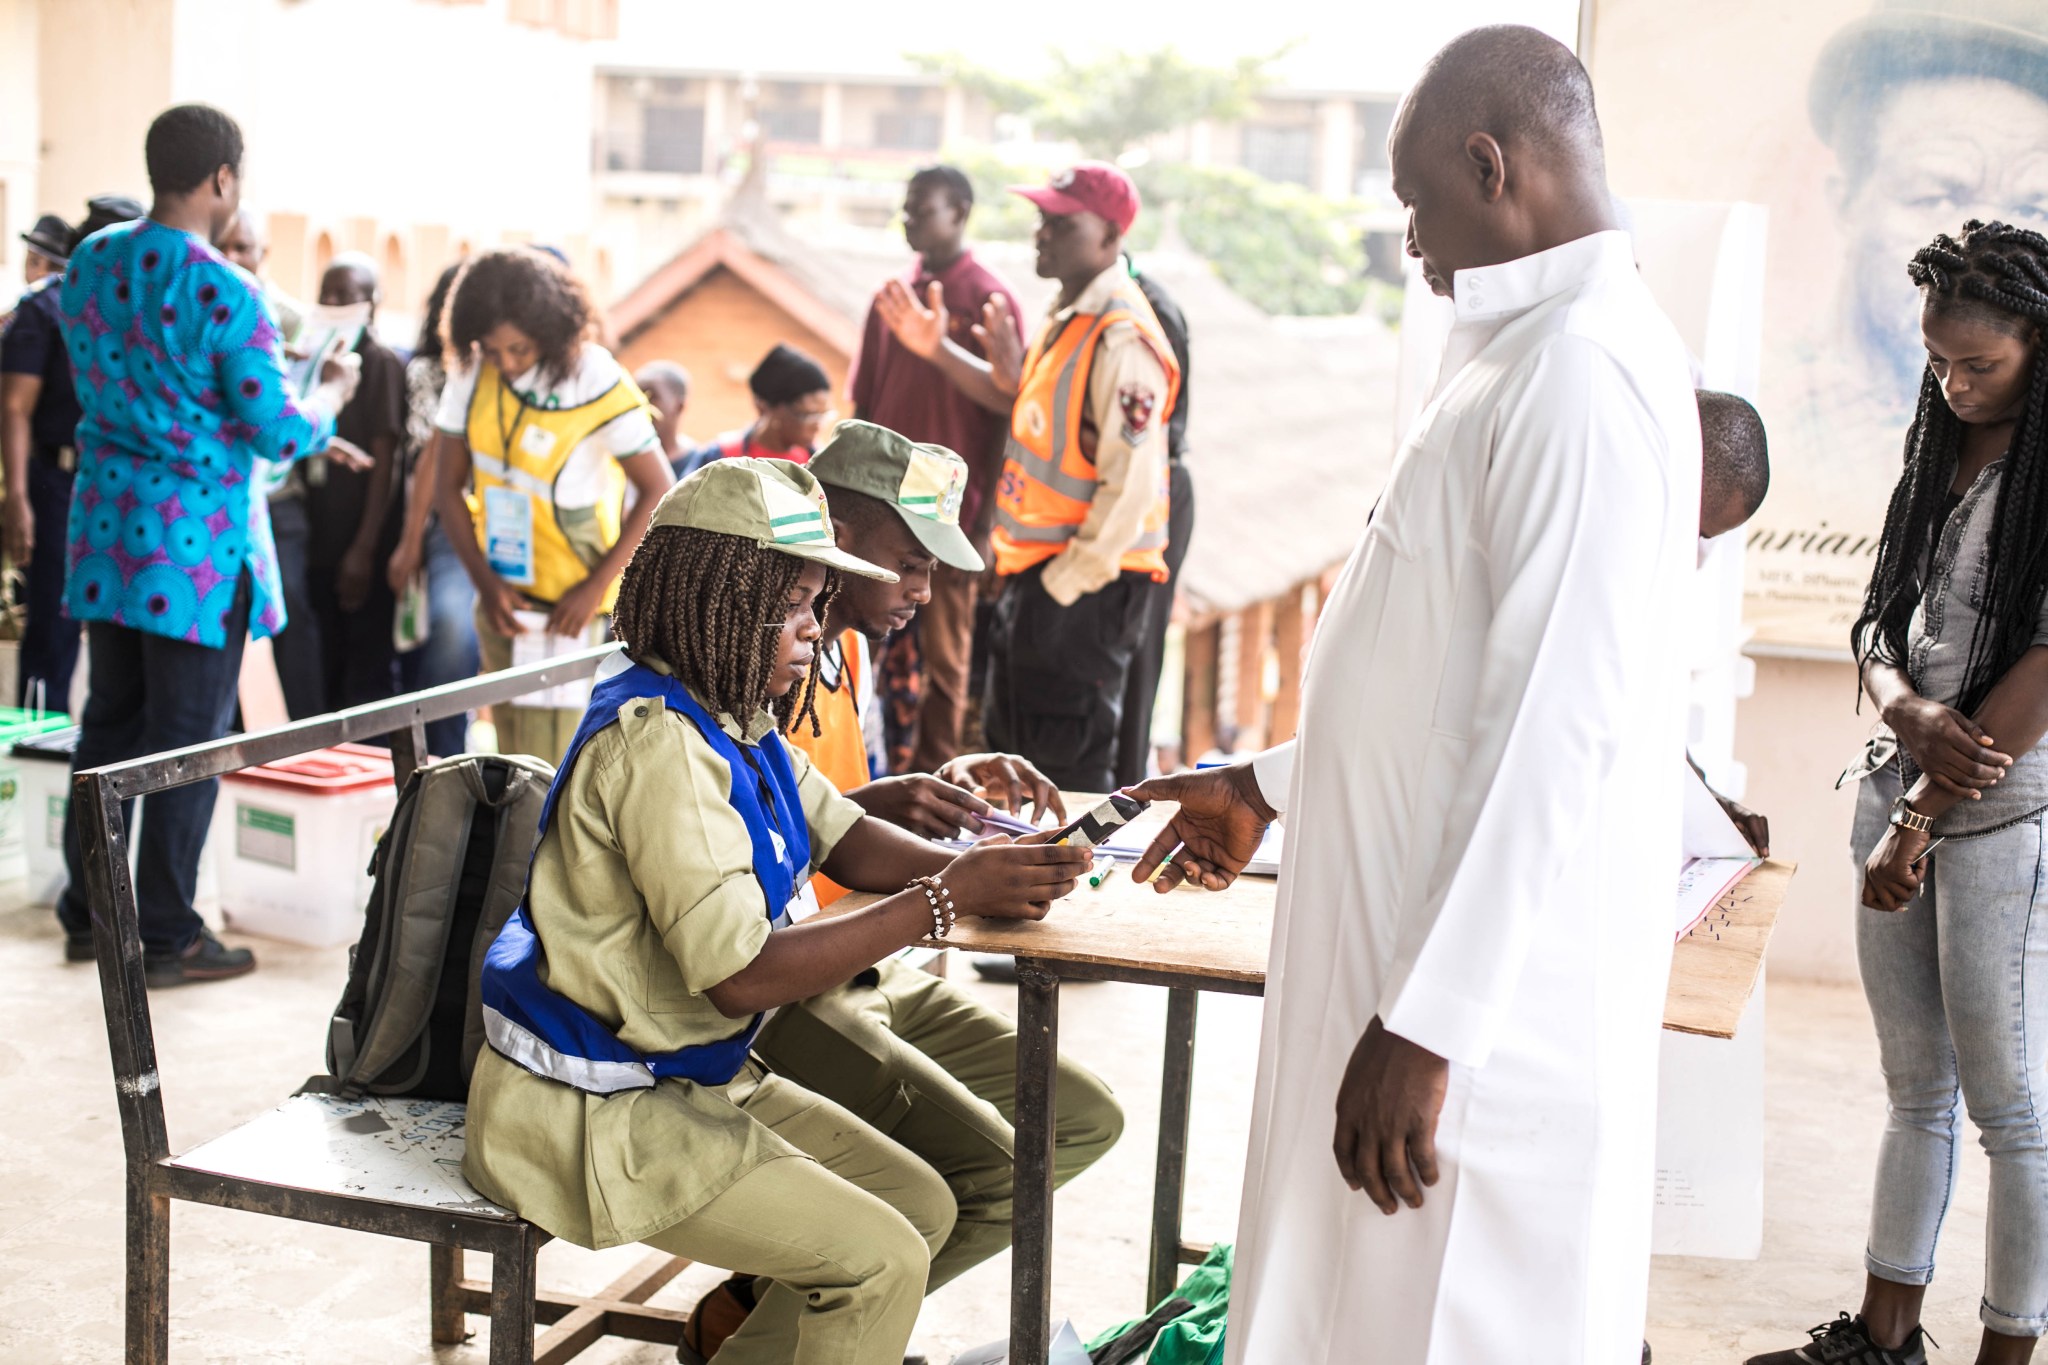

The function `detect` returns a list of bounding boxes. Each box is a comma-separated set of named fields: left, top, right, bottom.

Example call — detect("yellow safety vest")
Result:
left=464, top=362, right=648, bottom=608
left=991, top=274, right=1182, bottom=580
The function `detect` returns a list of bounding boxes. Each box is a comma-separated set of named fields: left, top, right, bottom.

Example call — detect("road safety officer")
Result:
left=984, top=162, right=1181, bottom=792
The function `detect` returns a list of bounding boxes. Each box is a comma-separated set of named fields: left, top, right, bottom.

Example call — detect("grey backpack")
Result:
left=320, top=753, right=555, bottom=1100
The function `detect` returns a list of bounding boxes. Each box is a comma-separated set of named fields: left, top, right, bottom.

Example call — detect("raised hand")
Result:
left=973, top=294, right=1024, bottom=395
left=875, top=278, right=948, bottom=360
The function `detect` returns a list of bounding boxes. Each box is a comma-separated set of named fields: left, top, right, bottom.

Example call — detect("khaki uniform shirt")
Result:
left=462, top=667, right=866, bottom=1249
left=1038, top=262, right=1174, bottom=607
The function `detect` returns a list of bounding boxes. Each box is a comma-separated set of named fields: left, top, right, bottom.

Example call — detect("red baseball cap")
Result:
left=1010, top=161, right=1141, bottom=234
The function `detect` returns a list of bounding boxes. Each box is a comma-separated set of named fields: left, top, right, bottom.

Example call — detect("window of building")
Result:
left=1241, top=124, right=1314, bottom=187
left=873, top=109, right=941, bottom=150
left=1355, top=100, right=1396, bottom=174
left=381, top=234, right=409, bottom=313
left=760, top=103, right=822, bottom=144
left=642, top=104, right=706, bottom=173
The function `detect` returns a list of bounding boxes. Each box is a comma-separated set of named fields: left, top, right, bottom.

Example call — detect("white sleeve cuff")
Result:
left=1378, top=959, right=1502, bottom=1070
left=1250, top=741, right=1295, bottom=818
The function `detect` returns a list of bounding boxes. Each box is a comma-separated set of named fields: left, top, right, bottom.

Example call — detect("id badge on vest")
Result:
left=483, top=485, right=537, bottom=587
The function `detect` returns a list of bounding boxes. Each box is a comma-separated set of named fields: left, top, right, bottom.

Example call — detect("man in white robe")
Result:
left=1130, top=27, right=1701, bottom=1364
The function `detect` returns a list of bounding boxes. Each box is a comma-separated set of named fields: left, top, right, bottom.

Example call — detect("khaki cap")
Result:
left=807, top=420, right=985, bottom=572
left=649, top=457, right=898, bottom=581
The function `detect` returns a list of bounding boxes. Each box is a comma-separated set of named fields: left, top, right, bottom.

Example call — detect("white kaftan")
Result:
left=1224, top=232, right=1700, bottom=1365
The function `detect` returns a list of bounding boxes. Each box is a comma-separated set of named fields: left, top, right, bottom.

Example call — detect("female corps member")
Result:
left=428, top=247, right=672, bottom=762
left=463, top=457, right=1091, bottom=1365
left=1754, top=221, right=2048, bottom=1365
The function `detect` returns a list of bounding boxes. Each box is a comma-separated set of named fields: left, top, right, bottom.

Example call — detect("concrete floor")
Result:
left=0, top=895, right=2004, bottom=1364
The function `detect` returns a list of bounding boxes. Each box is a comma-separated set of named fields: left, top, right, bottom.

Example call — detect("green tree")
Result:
left=917, top=44, right=1380, bottom=317
left=911, top=46, right=1283, bottom=160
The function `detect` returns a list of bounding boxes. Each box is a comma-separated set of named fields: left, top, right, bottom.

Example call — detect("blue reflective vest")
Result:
left=479, top=660, right=811, bottom=1093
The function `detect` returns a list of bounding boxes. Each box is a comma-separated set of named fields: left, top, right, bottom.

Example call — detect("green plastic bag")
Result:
left=1085, top=1243, right=1230, bottom=1365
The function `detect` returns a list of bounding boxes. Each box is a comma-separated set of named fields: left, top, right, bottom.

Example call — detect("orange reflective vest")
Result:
left=786, top=629, right=870, bottom=907
left=991, top=274, right=1182, bottom=579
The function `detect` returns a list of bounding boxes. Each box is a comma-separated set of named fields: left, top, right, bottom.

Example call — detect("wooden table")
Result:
left=842, top=812, right=1793, bottom=1365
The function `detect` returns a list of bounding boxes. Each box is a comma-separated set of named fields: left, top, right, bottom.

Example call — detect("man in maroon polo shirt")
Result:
left=850, top=164, right=1024, bottom=771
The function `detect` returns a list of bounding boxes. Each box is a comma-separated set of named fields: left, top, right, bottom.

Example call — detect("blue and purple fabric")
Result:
left=57, top=218, right=332, bottom=648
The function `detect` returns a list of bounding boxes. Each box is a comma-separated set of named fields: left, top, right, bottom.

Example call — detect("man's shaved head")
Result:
left=635, top=359, right=691, bottom=408
left=319, top=251, right=379, bottom=308
left=217, top=208, right=266, bottom=275
left=1402, top=25, right=1605, bottom=168
left=1390, top=25, right=1617, bottom=297
left=1698, top=390, right=1770, bottom=538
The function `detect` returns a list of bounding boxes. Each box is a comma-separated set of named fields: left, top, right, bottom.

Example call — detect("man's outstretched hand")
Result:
left=1333, top=1017, right=1449, bottom=1214
left=1125, top=764, right=1274, bottom=892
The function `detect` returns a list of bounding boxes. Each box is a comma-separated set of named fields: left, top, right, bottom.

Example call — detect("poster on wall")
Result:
left=1590, top=0, right=2048, bottom=653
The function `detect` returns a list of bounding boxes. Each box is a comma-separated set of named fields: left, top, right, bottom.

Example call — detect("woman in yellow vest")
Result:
left=428, top=247, right=674, bottom=761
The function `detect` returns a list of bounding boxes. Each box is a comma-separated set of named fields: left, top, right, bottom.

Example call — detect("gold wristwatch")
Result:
left=1889, top=796, right=1935, bottom=835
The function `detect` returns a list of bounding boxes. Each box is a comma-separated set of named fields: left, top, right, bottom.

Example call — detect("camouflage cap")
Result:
left=648, top=457, right=898, bottom=581
left=807, top=419, right=984, bottom=572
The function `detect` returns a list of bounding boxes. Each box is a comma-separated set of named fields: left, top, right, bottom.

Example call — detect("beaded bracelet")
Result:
left=908, top=874, right=956, bottom=941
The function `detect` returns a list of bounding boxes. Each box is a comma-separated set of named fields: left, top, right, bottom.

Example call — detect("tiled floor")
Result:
left=0, top=896, right=1999, bottom=1363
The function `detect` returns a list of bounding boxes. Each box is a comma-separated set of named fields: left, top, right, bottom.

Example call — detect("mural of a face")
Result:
left=1831, top=76, right=2048, bottom=402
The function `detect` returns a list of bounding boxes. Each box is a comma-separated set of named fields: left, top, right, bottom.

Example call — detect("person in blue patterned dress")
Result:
left=53, top=104, right=364, bottom=984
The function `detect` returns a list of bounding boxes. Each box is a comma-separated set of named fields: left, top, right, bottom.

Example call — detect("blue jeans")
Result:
left=396, top=520, right=479, bottom=759
left=1854, top=768, right=2048, bottom=1336
left=17, top=457, right=80, bottom=710
left=56, top=576, right=251, bottom=957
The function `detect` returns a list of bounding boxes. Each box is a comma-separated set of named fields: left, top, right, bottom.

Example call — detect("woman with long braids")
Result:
left=1751, top=220, right=2048, bottom=1365
left=463, top=458, right=1091, bottom=1365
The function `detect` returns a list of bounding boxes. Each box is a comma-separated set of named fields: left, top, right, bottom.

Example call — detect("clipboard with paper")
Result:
left=1676, top=763, right=1762, bottom=942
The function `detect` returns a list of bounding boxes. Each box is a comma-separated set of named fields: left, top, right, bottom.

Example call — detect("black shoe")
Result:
left=1745, top=1313, right=1930, bottom=1365
left=144, top=929, right=256, bottom=987
left=64, top=934, right=96, bottom=963
left=1644, top=1343, right=1651, bottom=1365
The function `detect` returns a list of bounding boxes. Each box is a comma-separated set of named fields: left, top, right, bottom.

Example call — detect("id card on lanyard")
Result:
left=483, top=486, right=537, bottom=586
left=485, top=381, right=548, bottom=587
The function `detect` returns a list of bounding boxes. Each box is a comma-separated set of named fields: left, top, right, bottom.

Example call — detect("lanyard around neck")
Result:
left=494, top=374, right=534, bottom=459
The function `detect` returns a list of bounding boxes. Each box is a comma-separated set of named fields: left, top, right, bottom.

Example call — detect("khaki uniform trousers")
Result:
left=643, top=1068, right=956, bottom=1365
left=752, top=955, right=1126, bottom=1291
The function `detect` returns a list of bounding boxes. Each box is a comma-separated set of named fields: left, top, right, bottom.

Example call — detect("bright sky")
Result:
left=603, top=0, right=1584, bottom=95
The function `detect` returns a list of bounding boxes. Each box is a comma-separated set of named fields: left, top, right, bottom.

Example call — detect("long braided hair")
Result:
left=1852, top=220, right=2048, bottom=714
left=612, top=526, right=835, bottom=735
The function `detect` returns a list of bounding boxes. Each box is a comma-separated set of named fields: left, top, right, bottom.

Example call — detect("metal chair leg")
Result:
left=430, top=1243, right=469, bottom=1345
left=128, top=1181, right=170, bottom=1364
left=488, top=1227, right=541, bottom=1365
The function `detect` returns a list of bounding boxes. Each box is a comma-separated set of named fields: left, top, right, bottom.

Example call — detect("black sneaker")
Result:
left=64, top=934, right=96, bottom=963
left=1745, top=1313, right=1930, bottom=1365
left=144, top=929, right=256, bottom=987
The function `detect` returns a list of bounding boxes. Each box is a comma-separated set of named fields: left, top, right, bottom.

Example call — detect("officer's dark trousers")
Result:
left=267, top=494, right=324, bottom=720
left=983, top=562, right=1150, bottom=794
left=17, top=456, right=80, bottom=709
left=1115, top=459, right=1194, bottom=787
